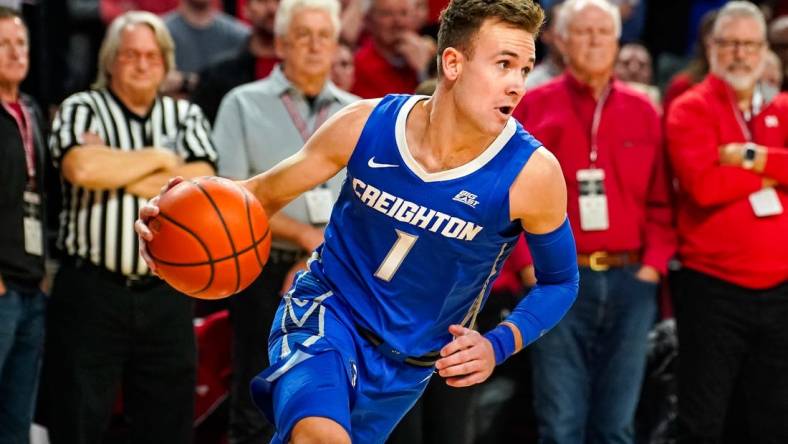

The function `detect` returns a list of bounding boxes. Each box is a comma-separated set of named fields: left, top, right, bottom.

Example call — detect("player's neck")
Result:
left=408, top=91, right=497, bottom=172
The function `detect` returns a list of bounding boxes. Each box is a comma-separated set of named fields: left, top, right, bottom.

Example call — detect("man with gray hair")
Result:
left=0, top=6, right=54, bottom=442
left=43, top=11, right=216, bottom=443
left=666, top=2, right=788, bottom=441
left=212, top=0, right=358, bottom=442
left=515, top=0, right=674, bottom=441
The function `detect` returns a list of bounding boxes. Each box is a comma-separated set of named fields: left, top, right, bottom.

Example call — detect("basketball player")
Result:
left=136, top=0, right=579, bottom=442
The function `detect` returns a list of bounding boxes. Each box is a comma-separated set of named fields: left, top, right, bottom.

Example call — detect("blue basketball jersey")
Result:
left=310, top=94, right=542, bottom=356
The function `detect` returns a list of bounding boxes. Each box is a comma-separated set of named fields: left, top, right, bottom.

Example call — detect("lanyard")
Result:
left=3, top=101, right=36, bottom=187
left=588, top=84, right=611, bottom=168
left=281, top=93, right=331, bottom=142
left=727, top=84, right=762, bottom=143
left=567, top=80, right=612, bottom=168
left=568, top=82, right=612, bottom=168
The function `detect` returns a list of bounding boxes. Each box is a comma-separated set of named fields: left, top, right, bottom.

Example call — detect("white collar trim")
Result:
left=394, top=95, right=516, bottom=183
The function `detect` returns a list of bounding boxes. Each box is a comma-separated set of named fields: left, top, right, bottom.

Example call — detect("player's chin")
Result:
left=487, top=108, right=511, bottom=129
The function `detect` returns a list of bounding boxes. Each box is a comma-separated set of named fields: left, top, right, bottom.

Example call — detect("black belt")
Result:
left=66, top=257, right=163, bottom=292
left=356, top=325, right=440, bottom=368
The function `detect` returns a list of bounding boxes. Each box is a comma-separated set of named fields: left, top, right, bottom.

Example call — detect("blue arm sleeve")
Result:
left=484, top=217, right=579, bottom=364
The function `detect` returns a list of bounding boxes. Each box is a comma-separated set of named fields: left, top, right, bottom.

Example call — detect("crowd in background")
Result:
left=1, top=0, right=787, bottom=443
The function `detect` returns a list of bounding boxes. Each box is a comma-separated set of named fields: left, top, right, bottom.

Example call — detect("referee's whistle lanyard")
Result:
left=2, top=100, right=36, bottom=190
left=727, top=83, right=763, bottom=143
left=569, top=83, right=612, bottom=169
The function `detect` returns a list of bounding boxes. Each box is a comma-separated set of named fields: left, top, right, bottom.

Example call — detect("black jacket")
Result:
left=0, top=94, right=59, bottom=289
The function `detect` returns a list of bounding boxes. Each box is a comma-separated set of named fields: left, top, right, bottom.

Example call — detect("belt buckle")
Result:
left=589, top=251, right=610, bottom=272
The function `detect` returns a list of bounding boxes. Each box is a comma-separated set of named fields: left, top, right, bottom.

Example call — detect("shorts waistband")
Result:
left=355, top=324, right=440, bottom=368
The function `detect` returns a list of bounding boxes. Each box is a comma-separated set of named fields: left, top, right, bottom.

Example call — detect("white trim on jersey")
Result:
left=394, top=95, right=517, bottom=183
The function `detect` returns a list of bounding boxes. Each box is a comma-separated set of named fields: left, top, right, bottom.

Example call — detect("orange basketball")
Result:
left=147, top=176, right=271, bottom=299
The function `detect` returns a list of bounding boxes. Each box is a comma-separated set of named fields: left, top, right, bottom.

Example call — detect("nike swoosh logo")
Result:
left=368, top=157, right=399, bottom=168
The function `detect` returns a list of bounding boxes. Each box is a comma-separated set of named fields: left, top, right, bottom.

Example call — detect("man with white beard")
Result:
left=666, top=2, right=788, bottom=442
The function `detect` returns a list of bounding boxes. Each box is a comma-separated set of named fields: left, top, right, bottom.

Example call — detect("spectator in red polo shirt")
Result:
left=351, top=0, right=436, bottom=98
left=514, top=0, right=675, bottom=442
left=666, top=2, right=788, bottom=441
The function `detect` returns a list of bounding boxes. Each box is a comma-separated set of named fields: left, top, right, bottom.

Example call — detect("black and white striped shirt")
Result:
left=49, top=88, right=217, bottom=277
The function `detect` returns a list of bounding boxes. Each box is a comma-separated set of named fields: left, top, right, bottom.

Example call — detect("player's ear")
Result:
left=441, top=47, right=463, bottom=81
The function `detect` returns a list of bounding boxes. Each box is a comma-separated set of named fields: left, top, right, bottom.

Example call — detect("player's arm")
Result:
left=490, top=147, right=579, bottom=355
left=241, top=99, right=379, bottom=216
left=436, top=148, right=578, bottom=387
left=135, top=99, right=379, bottom=272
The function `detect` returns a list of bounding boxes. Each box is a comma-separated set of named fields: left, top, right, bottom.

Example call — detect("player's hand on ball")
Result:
left=135, top=176, right=184, bottom=274
left=435, top=324, right=496, bottom=387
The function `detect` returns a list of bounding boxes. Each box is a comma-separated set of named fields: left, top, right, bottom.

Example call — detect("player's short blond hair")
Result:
left=93, top=11, right=175, bottom=90
left=436, top=0, right=545, bottom=77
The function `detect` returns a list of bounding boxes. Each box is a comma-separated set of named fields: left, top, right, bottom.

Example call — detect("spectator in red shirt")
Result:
left=666, top=3, right=788, bottom=441
left=515, top=0, right=675, bottom=442
left=351, top=0, right=436, bottom=98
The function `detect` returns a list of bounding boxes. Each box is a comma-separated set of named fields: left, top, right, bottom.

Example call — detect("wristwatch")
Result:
left=742, top=142, right=757, bottom=170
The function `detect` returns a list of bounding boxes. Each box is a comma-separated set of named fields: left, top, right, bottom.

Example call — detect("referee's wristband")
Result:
left=484, top=324, right=516, bottom=365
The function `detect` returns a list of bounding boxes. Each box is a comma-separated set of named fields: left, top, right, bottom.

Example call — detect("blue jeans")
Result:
left=0, top=286, right=46, bottom=444
left=531, top=266, right=658, bottom=444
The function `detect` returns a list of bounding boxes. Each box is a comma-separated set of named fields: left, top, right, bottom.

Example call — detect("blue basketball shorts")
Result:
left=250, top=271, right=434, bottom=444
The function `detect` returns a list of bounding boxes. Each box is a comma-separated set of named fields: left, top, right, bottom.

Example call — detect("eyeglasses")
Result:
left=712, top=38, right=765, bottom=53
left=290, top=30, right=334, bottom=47
left=116, top=49, right=164, bottom=65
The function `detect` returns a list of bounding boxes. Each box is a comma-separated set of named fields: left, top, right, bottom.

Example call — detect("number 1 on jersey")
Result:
left=374, top=229, right=418, bottom=281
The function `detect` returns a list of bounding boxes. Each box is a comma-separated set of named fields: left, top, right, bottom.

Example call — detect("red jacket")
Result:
left=666, top=74, right=788, bottom=289
left=351, top=39, right=419, bottom=99
left=515, top=73, right=676, bottom=274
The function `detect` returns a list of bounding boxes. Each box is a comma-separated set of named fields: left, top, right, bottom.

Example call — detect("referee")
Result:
left=42, top=11, right=216, bottom=444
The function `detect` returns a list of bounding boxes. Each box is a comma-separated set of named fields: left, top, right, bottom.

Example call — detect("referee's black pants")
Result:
left=41, top=259, right=196, bottom=444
